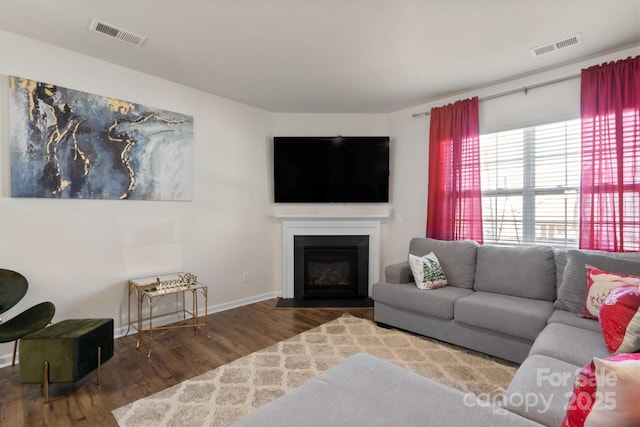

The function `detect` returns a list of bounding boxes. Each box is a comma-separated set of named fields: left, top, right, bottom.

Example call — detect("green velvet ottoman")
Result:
left=19, top=318, right=114, bottom=401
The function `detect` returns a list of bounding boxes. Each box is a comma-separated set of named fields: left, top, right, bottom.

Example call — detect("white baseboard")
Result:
left=0, top=292, right=282, bottom=369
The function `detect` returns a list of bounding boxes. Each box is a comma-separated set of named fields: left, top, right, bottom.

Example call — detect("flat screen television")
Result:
left=273, top=136, right=390, bottom=203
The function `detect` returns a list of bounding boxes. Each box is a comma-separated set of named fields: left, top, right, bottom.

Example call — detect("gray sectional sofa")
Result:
left=374, top=238, right=558, bottom=364
left=234, top=237, right=640, bottom=426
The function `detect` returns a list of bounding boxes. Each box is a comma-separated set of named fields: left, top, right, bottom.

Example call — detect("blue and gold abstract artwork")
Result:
left=9, top=76, right=194, bottom=201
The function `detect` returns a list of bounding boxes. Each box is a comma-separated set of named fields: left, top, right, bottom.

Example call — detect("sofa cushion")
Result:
left=547, top=310, right=601, bottom=333
left=555, top=250, right=640, bottom=314
left=454, top=292, right=554, bottom=341
left=474, top=245, right=556, bottom=300
left=232, top=353, right=541, bottom=427
left=555, top=249, right=569, bottom=291
left=555, top=249, right=640, bottom=291
left=372, top=282, right=472, bottom=320
left=408, top=237, right=478, bottom=289
left=529, top=323, right=609, bottom=367
left=504, top=354, right=579, bottom=427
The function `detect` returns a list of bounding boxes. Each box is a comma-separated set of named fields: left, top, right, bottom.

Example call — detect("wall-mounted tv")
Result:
left=274, top=136, right=390, bottom=203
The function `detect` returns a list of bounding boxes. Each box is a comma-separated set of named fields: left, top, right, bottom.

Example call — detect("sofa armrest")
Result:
left=385, top=262, right=413, bottom=284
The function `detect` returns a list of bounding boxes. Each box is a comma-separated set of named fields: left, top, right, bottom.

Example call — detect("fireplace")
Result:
left=294, top=235, right=369, bottom=300
left=280, top=218, right=382, bottom=301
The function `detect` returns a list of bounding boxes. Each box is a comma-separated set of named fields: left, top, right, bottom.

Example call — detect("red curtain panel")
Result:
left=427, top=97, right=483, bottom=242
left=580, top=56, right=640, bottom=252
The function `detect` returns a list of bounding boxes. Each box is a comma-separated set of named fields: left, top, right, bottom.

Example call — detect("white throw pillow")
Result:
left=408, top=252, right=448, bottom=290
left=562, top=353, right=640, bottom=426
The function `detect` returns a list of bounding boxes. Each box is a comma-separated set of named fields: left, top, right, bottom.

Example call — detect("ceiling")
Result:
left=0, top=0, right=639, bottom=113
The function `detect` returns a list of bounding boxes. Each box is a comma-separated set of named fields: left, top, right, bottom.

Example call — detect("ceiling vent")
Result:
left=530, top=33, right=582, bottom=57
left=89, top=19, right=146, bottom=47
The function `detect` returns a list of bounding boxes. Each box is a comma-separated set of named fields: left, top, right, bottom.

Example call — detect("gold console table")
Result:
left=126, top=272, right=210, bottom=358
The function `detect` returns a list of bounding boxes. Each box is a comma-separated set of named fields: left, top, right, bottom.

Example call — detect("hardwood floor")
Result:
left=0, top=299, right=373, bottom=427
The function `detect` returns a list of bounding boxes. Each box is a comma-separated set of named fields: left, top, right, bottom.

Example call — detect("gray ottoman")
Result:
left=232, top=353, right=541, bottom=427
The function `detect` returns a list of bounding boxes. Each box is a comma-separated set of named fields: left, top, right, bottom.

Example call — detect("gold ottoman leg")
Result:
left=12, top=341, right=17, bottom=367
left=44, top=361, right=49, bottom=403
left=97, top=346, right=101, bottom=386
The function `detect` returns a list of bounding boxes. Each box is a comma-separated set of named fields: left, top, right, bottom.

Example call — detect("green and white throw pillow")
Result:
left=408, top=252, right=448, bottom=290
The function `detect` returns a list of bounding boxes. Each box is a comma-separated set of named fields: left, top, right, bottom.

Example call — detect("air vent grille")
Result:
left=533, top=44, right=556, bottom=56
left=530, top=33, right=582, bottom=57
left=555, top=35, right=580, bottom=50
left=90, top=19, right=146, bottom=47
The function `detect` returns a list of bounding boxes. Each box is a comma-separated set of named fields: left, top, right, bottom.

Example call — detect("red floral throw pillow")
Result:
left=599, top=284, right=640, bottom=354
left=562, top=353, right=640, bottom=427
left=580, top=265, right=640, bottom=319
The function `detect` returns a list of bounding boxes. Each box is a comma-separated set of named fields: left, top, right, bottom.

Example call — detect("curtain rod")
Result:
left=410, top=73, right=581, bottom=118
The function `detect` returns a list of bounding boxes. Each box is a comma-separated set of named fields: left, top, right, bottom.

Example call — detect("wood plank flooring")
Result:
left=0, top=299, right=373, bottom=427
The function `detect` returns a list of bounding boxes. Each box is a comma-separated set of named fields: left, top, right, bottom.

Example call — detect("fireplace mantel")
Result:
left=272, top=203, right=391, bottom=221
left=281, top=218, right=381, bottom=298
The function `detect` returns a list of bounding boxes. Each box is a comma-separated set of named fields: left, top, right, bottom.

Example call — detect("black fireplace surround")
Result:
left=294, top=235, right=369, bottom=300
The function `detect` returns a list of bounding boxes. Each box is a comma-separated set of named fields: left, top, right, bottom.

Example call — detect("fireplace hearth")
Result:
left=294, top=235, right=369, bottom=300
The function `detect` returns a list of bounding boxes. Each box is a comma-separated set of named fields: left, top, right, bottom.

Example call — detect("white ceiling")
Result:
left=0, top=0, right=639, bottom=113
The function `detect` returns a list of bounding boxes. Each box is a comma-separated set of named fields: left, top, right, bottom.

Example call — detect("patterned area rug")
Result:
left=112, top=314, right=517, bottom=427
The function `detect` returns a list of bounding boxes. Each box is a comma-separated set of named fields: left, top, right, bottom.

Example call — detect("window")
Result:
left=480, top=119, right=580, bottom=247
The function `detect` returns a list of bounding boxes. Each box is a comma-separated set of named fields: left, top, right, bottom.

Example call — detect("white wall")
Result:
left=0, top=30, right=276, bottom=366
left=1, top=26, right=638, bottom=367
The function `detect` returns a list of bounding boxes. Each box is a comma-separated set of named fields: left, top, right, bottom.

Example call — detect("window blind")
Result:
left=480, top=119, right=581, bottom=247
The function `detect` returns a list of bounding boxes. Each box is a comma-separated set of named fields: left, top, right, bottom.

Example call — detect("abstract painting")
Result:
left=9, top=76, right=194, bottom=201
